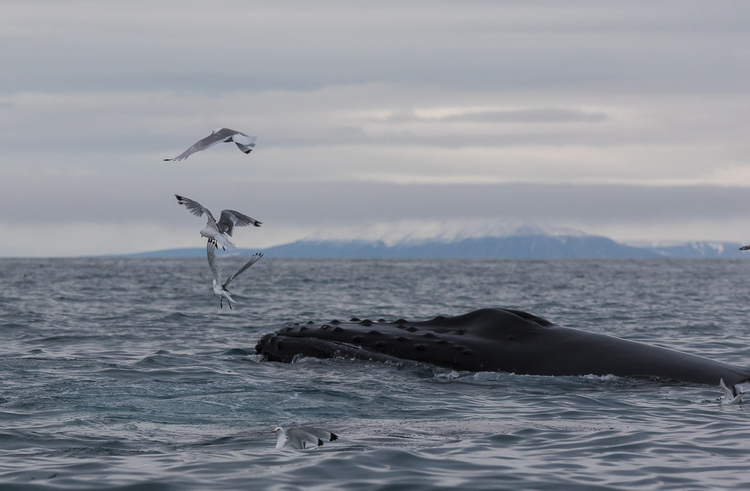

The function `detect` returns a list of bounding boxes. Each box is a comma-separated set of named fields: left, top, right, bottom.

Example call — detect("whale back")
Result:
left=255, top=308, right=750, bottom=387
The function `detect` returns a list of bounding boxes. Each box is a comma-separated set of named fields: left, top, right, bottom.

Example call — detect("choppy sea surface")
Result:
left=2, top=258, right=750, bottom=490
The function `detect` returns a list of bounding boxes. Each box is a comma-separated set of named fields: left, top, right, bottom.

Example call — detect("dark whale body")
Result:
left=256, top=308, right=750, bottom=386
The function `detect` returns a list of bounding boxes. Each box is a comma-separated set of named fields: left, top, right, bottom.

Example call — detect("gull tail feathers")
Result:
left=216, top=236, right=236, bottom=251
left=235, top=142, right=256, bottom=154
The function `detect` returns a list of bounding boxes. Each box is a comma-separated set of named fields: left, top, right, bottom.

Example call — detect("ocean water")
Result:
left=2, top=258, right=750, bottom=490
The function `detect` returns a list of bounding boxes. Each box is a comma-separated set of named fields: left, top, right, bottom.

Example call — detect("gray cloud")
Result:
left=3, top=175, right=749, bottom=228
left=1, top=1, right=749, bottom=95
left=3, top=175, right=750, bottom=255
left=438, top=109, right=608, bottom=124
left=382, top=107, right=608, bottom=124
left=2, top=1, right=750, bottom=255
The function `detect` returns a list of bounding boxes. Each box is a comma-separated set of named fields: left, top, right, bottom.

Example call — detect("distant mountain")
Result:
left=648, top=241, right=748, bottom=259
left=118, top=234, right=750, bottom=259
left=255, top=236, right=658, bottom=259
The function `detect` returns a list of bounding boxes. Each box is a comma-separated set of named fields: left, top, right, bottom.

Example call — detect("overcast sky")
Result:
left=2, top=0, right=750, bottom=256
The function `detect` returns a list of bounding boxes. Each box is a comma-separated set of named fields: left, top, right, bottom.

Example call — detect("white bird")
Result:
left=164, top=128, right=257, bottom=161
left=207, top=242, right=262, bottom=309
left=720, top=378, right=745, bottom=404
left=176, top=195, right=261, bottom=251
left=271, top=426, right=338, bottom=450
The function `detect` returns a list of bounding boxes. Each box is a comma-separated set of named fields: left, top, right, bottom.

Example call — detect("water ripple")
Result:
left=1, top=258, right=750, bottom=489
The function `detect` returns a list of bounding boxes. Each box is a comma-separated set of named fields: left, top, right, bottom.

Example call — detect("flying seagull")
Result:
left=271, top=426, right=339, bottom=450
left=164, top=128, right=257, bottom=161
left=207, top=242, right=262, bottom=309
left=175, top=195, right=261, bottom=251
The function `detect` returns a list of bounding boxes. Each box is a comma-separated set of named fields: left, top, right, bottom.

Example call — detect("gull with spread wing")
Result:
left=164, top=128, right=257, bottom=161
left=175, top=195, right=261, bottom=251
left=207, top=242, right=263, bottom=309
left=271, top=426, right=338, bottom=450
left=720, top=378, right=745, bottom=404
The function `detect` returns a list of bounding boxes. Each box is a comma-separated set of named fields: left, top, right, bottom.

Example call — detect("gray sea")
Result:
left=2, top=258, right=750, bottom=490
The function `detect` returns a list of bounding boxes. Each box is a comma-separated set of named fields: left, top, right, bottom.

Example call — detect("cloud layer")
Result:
left=1, top=1, right=750, bottom=255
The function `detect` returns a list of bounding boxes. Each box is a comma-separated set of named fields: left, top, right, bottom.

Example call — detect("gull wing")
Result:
left=206, top=241, right=223, bottom=286
left=720, top=378, right=744, bottom=404
left=218, top=210, right=262, bottom=236
left=223, top=253, right=262, bottom=289
left=164, top=128, right=236, bottom=161
left=175, top=195, right=216, bottom=224
left=232, top=134, right=257, bottom=154
left=286, top=428, right=323, bottom=448
left=229, top=130, right=253, bottom=143
left=295, top=426, right=338, bottom=442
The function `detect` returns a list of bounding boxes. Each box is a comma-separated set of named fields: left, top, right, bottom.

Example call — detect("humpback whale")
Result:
left=256, top=308, right=750, bottom=388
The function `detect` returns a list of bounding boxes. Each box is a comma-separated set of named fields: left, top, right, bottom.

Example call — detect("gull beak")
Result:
left=270, top=430, right=277, bottom=433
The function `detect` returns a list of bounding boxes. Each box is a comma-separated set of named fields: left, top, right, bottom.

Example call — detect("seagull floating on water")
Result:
left=207, top=242, right=262, bottom=309
left=271, top=426, right=339, bottom=450
left=164, top=128, right=257, bottom=161
left=720, top=378, right=745, bottom=404
left=175, top=195, right=261, bottom=251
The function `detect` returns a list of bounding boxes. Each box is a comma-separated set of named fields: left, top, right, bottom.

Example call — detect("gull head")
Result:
left=272, top=426, right=289, bottom=449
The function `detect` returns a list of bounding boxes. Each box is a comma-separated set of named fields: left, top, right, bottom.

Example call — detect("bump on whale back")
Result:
left=416, top=308, right=555, bottom=339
